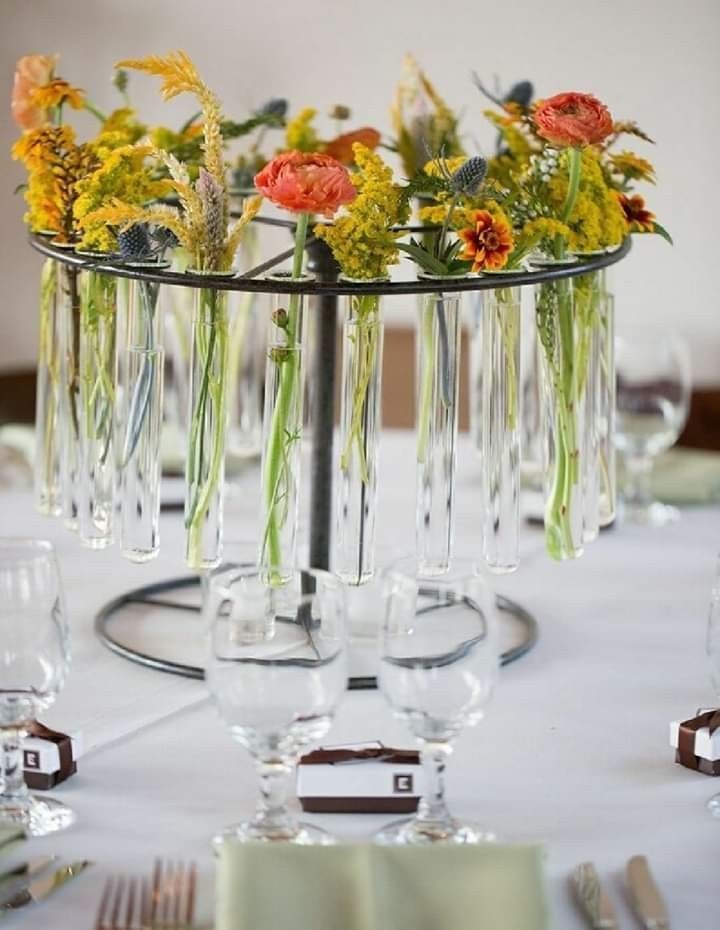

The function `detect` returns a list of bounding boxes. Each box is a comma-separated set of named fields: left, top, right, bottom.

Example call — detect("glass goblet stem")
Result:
left=624, top=455, right=653, bottom=511
left=0, top=726, right=29, bottom=803
left=416, top=741, right=453, bottom=830
left=254, top=758, right=297, bottom=836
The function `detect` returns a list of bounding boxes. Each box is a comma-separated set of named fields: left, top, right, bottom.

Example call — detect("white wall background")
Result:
left=1, top=0, right=719, bottom=382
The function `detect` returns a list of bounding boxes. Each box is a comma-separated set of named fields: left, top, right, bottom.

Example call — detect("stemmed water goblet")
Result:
left=0, top=538, right=74, bottom=836
left=615, top=327, right=691, bottom=525
left=205, top=564, right=347, bottom=845
left=376, top=558, right=499, bottom=844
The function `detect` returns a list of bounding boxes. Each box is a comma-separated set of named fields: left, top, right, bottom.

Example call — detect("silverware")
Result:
left=94, top=860, right=197, bottom=930
left=0, top=855, right=57, bottom=886
left=150, top=859, right=197, bottom=929
left=570, top=861, right=620, bottom=929
left=626, top=855, right=670, bottom=929
left=94, top=875, right=151, bottom=930
left=0, top=860, right=91, bottom=913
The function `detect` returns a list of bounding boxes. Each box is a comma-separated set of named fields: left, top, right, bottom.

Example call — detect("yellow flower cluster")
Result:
left=608, top=150, right=656, bottom=184
left=547, top=148, right=626, bottom=251
left=285, top=107, right=319, bottom=152
left=418, top=202, right=476, bottom=230
left=12, top=124, right=97, bottom=239
left=314, top=143, right=409, bottom=280
left=31, top=79, right=84, bottom=112
left=74, top=144, right=172, bottom=251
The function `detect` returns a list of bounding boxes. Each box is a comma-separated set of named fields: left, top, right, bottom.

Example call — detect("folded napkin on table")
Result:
left=217, top=842, right=549, bottom=930
left=647, top=448, right=720, bottom=505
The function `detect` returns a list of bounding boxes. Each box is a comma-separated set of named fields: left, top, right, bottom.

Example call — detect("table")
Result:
left=2, top=431, right=718, bottom=928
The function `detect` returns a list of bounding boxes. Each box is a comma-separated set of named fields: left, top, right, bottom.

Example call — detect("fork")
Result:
left=94, top=860, right=197, bottom=930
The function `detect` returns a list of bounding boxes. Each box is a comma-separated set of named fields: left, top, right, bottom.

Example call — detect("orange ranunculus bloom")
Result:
left=614, top=192, right=656, bottom=232
left=459, top=210, right=514, bottom=272
left=254, top=150, right=356, bottom=218
left=11, top=54, right=57, bottom=130
left=323, top=127, right=381, bottom=165
left=533, top=92, right=613, bottom=147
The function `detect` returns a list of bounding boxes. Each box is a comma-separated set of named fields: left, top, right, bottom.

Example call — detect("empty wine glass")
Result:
left=376, top=558, right=499, bottom=845
left=705, top=555, right=720, bottom=818
left=205, top=565, right=347, bottom=845
left=615, top=327, right=691, bottom=525
left=0, top=539, right=74, bottom=836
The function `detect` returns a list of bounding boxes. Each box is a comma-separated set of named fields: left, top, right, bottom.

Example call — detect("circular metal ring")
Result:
left=94, top=576, right=539, bottom=690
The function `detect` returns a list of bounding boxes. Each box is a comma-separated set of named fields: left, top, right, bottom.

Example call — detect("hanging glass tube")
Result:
left=481, top=283, right=522, bottom=573
left=415, top=288, right=461, bottom=575
left=57, top=260, right=82, bottom=531
left=335, top=289, right=384, bottom=585
left=34, top=258, right=61, bottom=516
left=225, top=287, right=263, bottom=470
left=258, top=275, right=307, bottom=583
left=185, top=283, right=230, bottom=571
left=598, top=290, right=616, bottom=526
left=535, top=277, right=588, bottom=560
left=78, top=267, right=117, bottom=548
left=116, top=274, right=165, bottom=561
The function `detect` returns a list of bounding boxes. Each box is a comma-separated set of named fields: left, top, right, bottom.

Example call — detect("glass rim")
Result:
left=210, top=563, right=343, bottom=598
left=381, top=556, right=493, bottom=588
left=0, top=538, right=57, bottom=564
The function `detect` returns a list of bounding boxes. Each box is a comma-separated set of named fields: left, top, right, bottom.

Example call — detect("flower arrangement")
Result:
left=10, top=48, right=670, bottom=572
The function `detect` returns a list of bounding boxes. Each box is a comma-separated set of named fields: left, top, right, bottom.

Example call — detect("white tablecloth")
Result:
left=1, top=431, right=718, bottom=928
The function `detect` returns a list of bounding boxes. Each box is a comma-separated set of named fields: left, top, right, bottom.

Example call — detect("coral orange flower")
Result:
left=614, top=192, right=656, bottom=232
left=323, top=127, right=381, bottom=165
left=11, top=54, right=56, bottom=130
left=458, top=210, right=514, bottom=272
left=254, top=150, right=356, bottom=218
left=534, top=92, right=613, bottom=147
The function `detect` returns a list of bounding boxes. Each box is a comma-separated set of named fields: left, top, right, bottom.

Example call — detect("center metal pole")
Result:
left=305, top=240, right=340, bottom=572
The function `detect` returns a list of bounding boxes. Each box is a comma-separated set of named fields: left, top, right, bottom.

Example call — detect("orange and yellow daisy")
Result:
left=458, top=209, right=514, bottom=272
left=614, top=192, right=656, bottom=233
left=30, top=79, right=84, bottom=112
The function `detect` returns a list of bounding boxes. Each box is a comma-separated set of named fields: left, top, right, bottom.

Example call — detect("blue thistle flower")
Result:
left=504, top=81, right=534, bottom=108
left=118, top=224, right=152, bottom=261
left=257, top=98, right=288, bottom=119
left=450, top=156, right=488, bottom=197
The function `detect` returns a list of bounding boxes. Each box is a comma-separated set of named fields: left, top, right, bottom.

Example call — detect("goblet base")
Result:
left=621, top=500, right=680, bottom=527
left=707, top=792, right=720, bottom=818
left=213, top=819, right=336, bottom=847
left=374, top=816, right=497, bottom=846
left=0, top=794, right=76, bottom=837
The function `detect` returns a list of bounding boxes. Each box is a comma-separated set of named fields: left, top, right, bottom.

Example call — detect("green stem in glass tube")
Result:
left=417, top=299, right=436, bottom=464
left=340, top=293, right=380, bottom=483
left=261, top=212, right=309, bottom=579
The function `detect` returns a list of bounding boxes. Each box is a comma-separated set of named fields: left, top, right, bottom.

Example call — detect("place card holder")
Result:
left=670, top=709, right=720, bottom=776
left=297, top=742, right=421, bottom=813
left=22, top=722, right=82, bottom=790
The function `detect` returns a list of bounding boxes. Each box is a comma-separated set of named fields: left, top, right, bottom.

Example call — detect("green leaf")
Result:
left=396, top=241, right=448, bottom=275
left=221, top=113, right=284, bottom=140
left=651, top=222, right=673, bottom=245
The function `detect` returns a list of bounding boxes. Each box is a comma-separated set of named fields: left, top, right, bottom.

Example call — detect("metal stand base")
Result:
left=95, top=576, right=539, bottom=689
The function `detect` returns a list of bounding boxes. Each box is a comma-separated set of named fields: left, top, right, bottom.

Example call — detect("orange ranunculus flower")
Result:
left=254, top=150, right=356, bottom=218
left=323, top=127, right=381, bottom=165
left=11, top=54, right=57, bottom=130
left=614, top=192, right=656, bottom=232
left=533, top=92, right=613, bottom=147
left=459, top=210, right=514, bottom=272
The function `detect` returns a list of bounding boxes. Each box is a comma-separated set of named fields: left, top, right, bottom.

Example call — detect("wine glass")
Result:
left=205, top=565, right=347, bottom=845
left=705, top=558, right=720, bottom=817
left=615, top=328, right=691, bottom=525
left=376, top=558, right=499, bottom=845
left=0, top=539, right=74, bottom=836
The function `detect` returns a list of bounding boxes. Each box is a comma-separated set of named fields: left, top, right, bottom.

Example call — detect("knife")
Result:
left=0, top=856, right=58, bottom=900
left=626, top=855, right=671, bottom=929
left=570, top=862, right=619, bottom=929
left=0, top=860, right=92, bottom=914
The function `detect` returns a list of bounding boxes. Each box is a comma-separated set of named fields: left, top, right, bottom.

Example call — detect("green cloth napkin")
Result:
left=216, top=843, right=549, bottom=930
left=648, top=448, right=720, bottom=505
